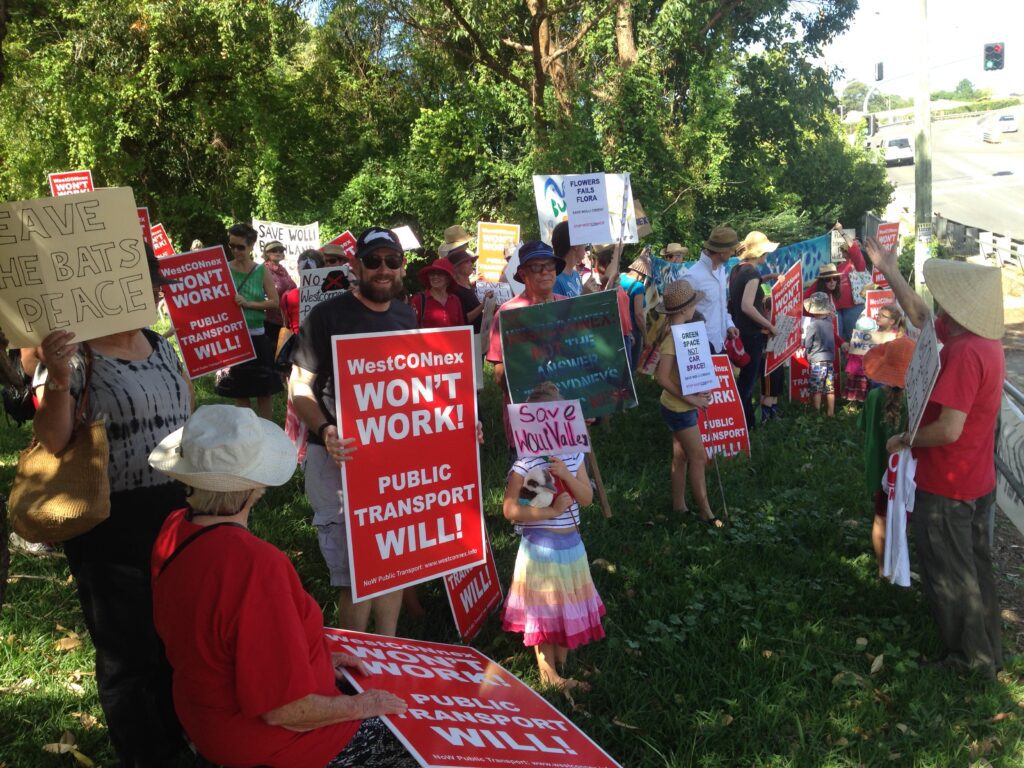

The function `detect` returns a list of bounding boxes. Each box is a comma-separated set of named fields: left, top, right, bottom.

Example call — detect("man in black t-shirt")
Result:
left=290, top=227, right=415, bottom=636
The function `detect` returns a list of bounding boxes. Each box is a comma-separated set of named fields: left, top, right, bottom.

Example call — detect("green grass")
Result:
left=2, top=371, right=1023, bottom=767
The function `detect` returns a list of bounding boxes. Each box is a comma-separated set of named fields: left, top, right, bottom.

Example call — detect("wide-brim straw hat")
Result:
left=803, top=291, right=832, bottom=315
left=661, top=279, right=704, bottom=315
left=817, top=263, right=841, bottom=279
left=738, top=231, right=779, bottom=261
left=262, top=240, right=285, bottom=255
left=417, top=257, right=457, bottom=287
left=149, top=405, right=297, bottom=492
left=703, top=226, right=739, bottom=254
left=627, top=254, right=653, bottom=279
left=864, top=336, right=916, bottom=387
left=321, top=243, right=348, bottom=261
left=922, top=258, right=1005, bottom=340
left=660, top=242, right=689, bottom=259
left=437, top=225, right=473, bottom=257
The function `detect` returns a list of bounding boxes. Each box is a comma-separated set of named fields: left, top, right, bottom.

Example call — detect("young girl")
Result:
left=654, top=280, right=723, bottom=527
left=843, top=315, right=877, bottom=404
left=858, top=337, right=914, bottom=576
left=501, top=382, right=603, bottom=693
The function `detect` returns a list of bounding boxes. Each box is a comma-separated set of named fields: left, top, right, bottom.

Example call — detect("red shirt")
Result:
left=414, top=291, right=466, bottom=329
left=281, top=287, right=300, bottom=333
left=835, top=241, right=866, bottom=310
left=914, top=331, right=1004, bottom=500
left=486, top=292, right=567, bottom=363
left=152, top=509, right=358, bottom=768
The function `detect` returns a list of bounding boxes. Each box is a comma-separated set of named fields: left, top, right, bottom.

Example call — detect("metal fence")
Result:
left=932, top=214, right=1024, bottom=270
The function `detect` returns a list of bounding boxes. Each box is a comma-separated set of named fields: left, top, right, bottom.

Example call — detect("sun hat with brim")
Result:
left=437, top=225, right=473, bottom=257
left=660, top=243, right=689, bottom=259
left=661, top=280, right=704, bottom=315
left=817, top=263, right=841, bottom=280
left=149, top=405, right=297, bottom=492
left=262, top=240, right=285, bottom=255
left=514, top=240, right=564, bottom=283
left=703, top=226, right=739, bottom=254
left=922, top=258, right=1005, bottom=340
left=803, top=292, right=833, bottom=316
left=627, top=255, right=653, bottom=279
left=738, top=231, right=779, bottom=261
left=864, top=336, right=916, bottom=387
left=417, top=257, right=457, bottom=287
left=321, top=244, right=348, bottom=260
left=445, top=247, right=476, bottom=266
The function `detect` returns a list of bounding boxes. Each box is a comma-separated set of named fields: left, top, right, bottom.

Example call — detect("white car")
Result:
left=884, top=137, right=914, bottom=166
left=998, top=114, right=1018, bottom=133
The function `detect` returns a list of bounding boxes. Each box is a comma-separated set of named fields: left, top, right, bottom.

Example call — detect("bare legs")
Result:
left=811, top=392, right=836, bottom=417
left=535, top=643, right=589, bottom=692
left=671, top=425, right=722, bottom=526
left=872, top=514, right=886, bottom=577
left=338, top=588, right=403, bottom=636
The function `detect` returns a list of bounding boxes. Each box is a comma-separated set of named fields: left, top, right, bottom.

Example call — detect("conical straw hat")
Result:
left=922, top=259, right=1004, bottom=340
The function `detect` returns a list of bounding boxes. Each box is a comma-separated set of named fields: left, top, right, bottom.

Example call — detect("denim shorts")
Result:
left=660, top=405, right=698, bottom=432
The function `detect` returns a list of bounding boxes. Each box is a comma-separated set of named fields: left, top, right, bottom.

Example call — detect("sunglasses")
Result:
left=228, top=243, right=248, bottom=251
left=524, top=261, right=557, bottom=274
left=266, top=247, right=285, bottom=254
left=359, top=252, right=404, bottom=270
left=824, top=277, right=839, bottom=282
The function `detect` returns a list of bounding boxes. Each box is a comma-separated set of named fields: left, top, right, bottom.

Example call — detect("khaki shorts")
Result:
left=304, top=443, right=351, bottom=588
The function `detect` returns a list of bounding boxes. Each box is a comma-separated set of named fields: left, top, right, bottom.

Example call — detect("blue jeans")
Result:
left=736, top=332, right=766, bottom=430
left=837, top=305, right=864, bottom=342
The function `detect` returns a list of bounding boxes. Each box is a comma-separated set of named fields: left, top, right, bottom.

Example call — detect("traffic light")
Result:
left=875, top=62, right=884, bottom=81
left=864, top=114, right=877, bottom=136
left=984, top=42, right=1005, bottom=71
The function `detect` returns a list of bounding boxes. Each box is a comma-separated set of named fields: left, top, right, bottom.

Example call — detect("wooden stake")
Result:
left=585, top=447, right=613, bottom=519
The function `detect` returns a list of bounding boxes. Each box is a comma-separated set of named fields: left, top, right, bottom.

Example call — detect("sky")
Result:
left=820, top=0, right=1023, bottom=98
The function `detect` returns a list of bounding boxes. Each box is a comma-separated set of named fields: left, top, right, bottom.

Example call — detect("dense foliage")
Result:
left=0, top=0, right=890, bottom=254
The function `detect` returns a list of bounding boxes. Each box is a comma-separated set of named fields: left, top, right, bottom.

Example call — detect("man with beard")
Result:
left=290, top=227, right=415, bottom=635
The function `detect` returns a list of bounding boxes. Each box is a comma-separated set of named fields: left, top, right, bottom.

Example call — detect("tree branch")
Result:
left=542, top=0, right=615, bottom=66
left=437, top=0, right=529, bottom=91
left=501, top=37, right=532, bottom=53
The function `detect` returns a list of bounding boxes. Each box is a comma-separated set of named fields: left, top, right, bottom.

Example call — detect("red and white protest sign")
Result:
left=873, top=223, right=900, bottom=288
left=764, top=260, right=803, bottom=374
left=507, top=399, right=591, bottom=458
left=324, top=630, right=622, bottom=768
left=335, top=327, right=484, bottom=601
left=325, top=229, right=358, bottom=260
left=443, top=534, right=502, bottom=643
left=789, top=317, right=841, bottom=403
left=864, top=288, right=896, bottom=321
left=150, top=223, right=174, bottom=257
left=157, top=247, right=255, bottom=378
left=48, top=170, right=94, bottom=197
left=137, top=207, right=152, bottom=247
left=699, top=355, right=750, bottom=459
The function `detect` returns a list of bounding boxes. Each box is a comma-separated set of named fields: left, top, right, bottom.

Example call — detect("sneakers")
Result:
left=9, top=532, right=59, bottom=557
left=760, top=405, right=782, bottom=424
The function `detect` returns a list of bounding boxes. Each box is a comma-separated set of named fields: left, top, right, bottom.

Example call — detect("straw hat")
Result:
left=149, top=405, right=297, bottom=492
left=817, top=263, right=841, bottom=280
left=417, top=257, right=457, bottom=287
left=864, top=336, right=916, bottom=387
left=627, top=254, right=653, bottom=279
left=262, top=240, right=285, bottom=256
left=922, top=258, right=1005, bottom=340
left=660, top=243, right=689, bottom=259
left=446, top=248, right=476, bottom=267
left=437, top=225, right=473, bottom=257
left=737, top=231, right=779, bottom=261
left=803, top=292, right=832, bottom=316
left=703, top=226, right=739, bottom=254
left=661, top=280, right=704, bottom=315
left=321, top=243, right=348, bottom=261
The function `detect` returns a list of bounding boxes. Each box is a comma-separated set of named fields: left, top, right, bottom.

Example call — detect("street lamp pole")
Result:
left=913, top=0, right=932, bottom=296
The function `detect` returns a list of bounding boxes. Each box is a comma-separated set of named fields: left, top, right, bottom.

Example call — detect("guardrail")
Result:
left=933, top=215, right=1024, bottom=271
left=882, top=111, right=990, bottom=127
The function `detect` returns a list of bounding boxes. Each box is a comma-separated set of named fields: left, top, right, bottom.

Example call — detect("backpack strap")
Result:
left=158, top=521, right=247, bottom=577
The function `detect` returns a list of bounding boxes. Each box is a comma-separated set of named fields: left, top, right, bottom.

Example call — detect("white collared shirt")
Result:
left=682, top=252, right=735, bottom=352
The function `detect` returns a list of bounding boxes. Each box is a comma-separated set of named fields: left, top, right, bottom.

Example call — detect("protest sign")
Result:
left=253, top=218, right=320, bottom=280
left=671, top=321, right=717, bottom=394
left=873, top=222, right=900, bottom=287
left=392, top=225, right=421, bottom=251
left=634, top=199, right=652, bottom=238
left=830, top=228, right=857, bottom=262
left=905, top=318, right=941, bottom=440
left=335, top=327, right=484, bottom=602
left=789, top=350, right=810, bottom=403
left=476, top=222, right=519, bottom=282
left=324, top=230, right=358, bottom=260
left=0, top=186, right=157, bottom=347
left=849, top=270, right=871, bottom=304
left=325, top=629, right=623, bottom=768
left=299, top=266, right=352, bottom=325
left=765, top=260, right=803, bottom=374
left=501, top=251, right=525, bottom=296
left=765, top=233, right=830, bottom=285
left=507, top=399, right=591, bottom=458
left=475, top=280, right=514, bottom=307
left=442, top=535, right=502, bottom=643
left=766, top=314, right=796, bottom=356
left=699, top=355, right=750, bottom=459
left=499, top=292, right=637, bottom=418
left=158, top=247, right=256, bottom=378
left=864, top=288, right=896, bottom=321
left=137, top=207, right=152, bottom=247
left=649, top=254, right=689, bottom=293
left=562, top=173, right=637, bottom=247
left=48, top=170, right=94, bottom=197
left=532, top=174, right=568, bottom=244
left=150, top=223, right=174, bottom=257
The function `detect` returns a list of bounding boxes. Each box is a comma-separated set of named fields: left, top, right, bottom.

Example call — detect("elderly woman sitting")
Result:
left=148, top=405, right=416, bottom=768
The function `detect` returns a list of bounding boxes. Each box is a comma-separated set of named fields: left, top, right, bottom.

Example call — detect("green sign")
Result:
left=499, top=292, right=637, bottom=417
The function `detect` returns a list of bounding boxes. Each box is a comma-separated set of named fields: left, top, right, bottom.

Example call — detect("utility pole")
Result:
left=913, top=0, right=932, bottom=296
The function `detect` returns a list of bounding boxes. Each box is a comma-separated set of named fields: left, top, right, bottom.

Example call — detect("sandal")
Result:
left=696, top=510, right=725, bottom=528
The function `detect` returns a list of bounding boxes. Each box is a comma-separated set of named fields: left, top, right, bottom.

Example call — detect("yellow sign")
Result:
left=476, top=222, right=520, bottom=282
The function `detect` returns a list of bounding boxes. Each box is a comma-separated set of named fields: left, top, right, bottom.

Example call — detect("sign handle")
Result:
left=711, top=451, right=729, bottom=520
left=585, top=444, right=613, bottom=519
left=603, top=173, right=633, bottom=292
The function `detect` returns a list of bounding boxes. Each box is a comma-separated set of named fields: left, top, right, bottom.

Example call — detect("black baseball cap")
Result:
left=355, top=227, right=403, bottom=261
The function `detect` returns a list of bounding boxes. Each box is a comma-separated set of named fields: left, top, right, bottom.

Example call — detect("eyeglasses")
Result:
left=524, top=260, right=557, bottom=274
left=359, top=252, right=404, bottom=270
left=228, top=243, right=248, bottom=251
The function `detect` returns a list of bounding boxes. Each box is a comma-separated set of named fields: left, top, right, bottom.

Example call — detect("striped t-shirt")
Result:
left=510, top=453, right=584, bottom=532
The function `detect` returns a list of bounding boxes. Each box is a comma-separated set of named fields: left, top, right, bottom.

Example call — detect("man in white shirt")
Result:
left=682, top=226, right=740, bottom=352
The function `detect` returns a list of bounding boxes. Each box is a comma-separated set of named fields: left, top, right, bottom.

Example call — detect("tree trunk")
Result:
left=0, top=0, right=9, bottom=89
left=615, top=0, right=636, bottom=67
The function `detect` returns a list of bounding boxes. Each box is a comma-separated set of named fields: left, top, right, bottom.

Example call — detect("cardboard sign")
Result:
left=671, top=321, right=717, bottom=394
left=864, top=288, right=896, bottom=321
left=0, top=187, right=157, bottom=347
left=325, top=629, right=623, bottom=768
left=324, top=230, right=358, bottom=260
left=765, top=260, right=803, bottom=374
left=699, top=355, right=750, bottom=459
left=475, top=281, right=514, bottom=307
left=849, top=328, right=897, bottom=357
left=442, top=535, right=502, bottom=643
left=476, top=222, right=519, bottom=283
left=299, top=266, right=352, bottom=325
left=150, top=223, right=174, bottom=257
left=499, top=292, right=637, bottom=418
left=253, top=218, right=320, bottom=280
left=158, top=247, right=256, bottom=378
left=905, top=318, right=941, bottom=440
left=48, top=170, right=94, bottom=197
left=634, top=199, right=652, bottom=238
left=563, top=173, right=637, bottom=247
left=507, top=399, right=591, bottom=458
left=849, top=270, right=871, bottom=304
left=873, top=222, right=900, bottom=288
left=765, top=314, right=796, bottom=356
left=335, top=327, right=484, bottom=601
left=137, top=207, right=152, bottom=247
left=392, top=225, right=421, bottom=251
left=830, top=228, right=856, bottom=263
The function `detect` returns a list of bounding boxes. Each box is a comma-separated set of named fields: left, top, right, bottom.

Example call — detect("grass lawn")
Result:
left=1, top=369, right=1022, bottom=767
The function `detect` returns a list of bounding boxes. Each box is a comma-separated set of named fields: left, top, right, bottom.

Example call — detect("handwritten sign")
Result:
left=865, top=288, right=896, bottom=321
left=475, top=280, right=514, bottom=307
left=325, top=630, right=623, bottom=768
left=699, top=355, right=750, bottom=458
left=443, top=535, right=502, bottom=643
left=253, top=218, right=319, bottom=280
left=0, top=187, right=156, bottom=347
left=562, top=173, right=638, bottom=247
left=830, top=228, right=856, bottom=263
left=476, top=222, right=519, bottom=282
left=324, top=230, right=357, bottom=260
left=905, top=318, right=941, bottom=440
left=299, top=265, right=352, bottom=324
left=671, top=321, right=717, bottom=394
left=507, top=399, right=591, bottom=458
left=765, top=260, right=803, bottom=374
left=158, top=247, right=256, bottom=378
left=48, top=170, right=94, bottom=197
left=335, top=327, right=484, bottom=601
left=766, top=313, right=796, bottom=357
left=849, top=270, right=871, bottom=304
left=150, top=223, right=174, bottom=257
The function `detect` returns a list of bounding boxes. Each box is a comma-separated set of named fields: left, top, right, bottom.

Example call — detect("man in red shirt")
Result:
left=867, top=239, right=1005, bottom=678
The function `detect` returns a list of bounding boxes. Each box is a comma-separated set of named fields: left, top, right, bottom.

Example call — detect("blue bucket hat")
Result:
left=514, top=240, right=565, bottom=283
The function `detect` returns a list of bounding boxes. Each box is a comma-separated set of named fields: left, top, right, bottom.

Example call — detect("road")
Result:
left=880, top=106, right=1024, bottom=239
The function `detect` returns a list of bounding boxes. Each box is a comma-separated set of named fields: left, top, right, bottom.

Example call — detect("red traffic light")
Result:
left=993, top=44, right=1003, bottom=54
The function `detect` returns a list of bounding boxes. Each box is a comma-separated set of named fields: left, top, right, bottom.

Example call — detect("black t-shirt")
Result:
left=728, top=264, right=765, bottom=336
left=293, top=291, right=417, bottom=443
left=452, top=283, right=482, bottom=334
